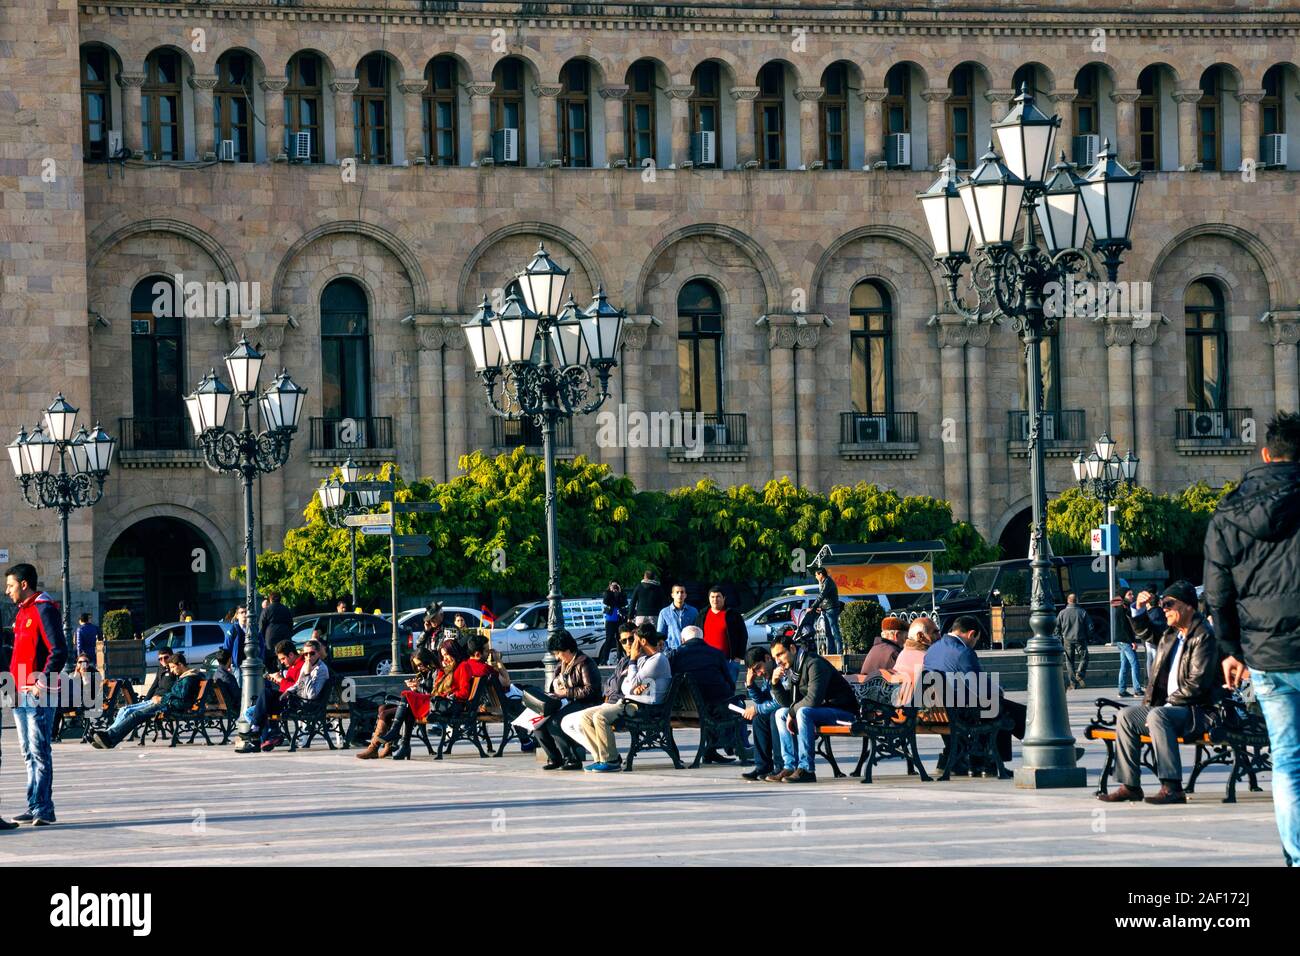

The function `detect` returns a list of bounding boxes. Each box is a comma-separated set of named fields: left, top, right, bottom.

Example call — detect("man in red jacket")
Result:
left=5, top=563, right=68, bottom=827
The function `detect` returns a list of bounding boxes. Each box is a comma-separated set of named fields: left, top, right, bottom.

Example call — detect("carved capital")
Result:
left=858, top=86, right=889, bottom=103
left=188, top=73, right=219, bottom=92
left=985, top=88, right=1016, bottom=104
left=1262, top=310, right=1300, bottom=346
left=1236, top=88, right=1267, bottom=105
left=117, top=71, right=146, bottom=89
left=1110, top=88, right=1141, bottom=104
left=730, top=86, right=760, bottom=102
left=237, top=312, right=292, bottom=351
left=932, top=313, right=990, bottom=349
left=1099, top=311, right=1169, bottom=347
left=665, top=85, right=695, bottom=101
left=398, top=80, right=429, bottom=96
left=794, top=86, right=825, bottom=103
left=533, top=83, right=563, bottom=98
left=920, top=89, right=952, bottom=104
left=1171, top=89, right=1202, bottom=105
left=259, top=78, right=289, bottom=94
left=1050, top=90, right=1077, bottom=105
left=464, top=82, right=496, bottom=98
left=622, top=324, right=650, bottom=351
left=419, top=326, right=447, bottom=351
left=598, top=84, right=630, bottom=100
left=330, top=78, right=360, bottom=96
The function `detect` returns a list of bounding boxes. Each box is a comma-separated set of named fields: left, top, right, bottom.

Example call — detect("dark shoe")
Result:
left=234, top=739, right=260, bottom=754
left=390, top=739, right=412, bottom=761
left=561, top=760, right=583, bottom=771
left=31, top=816, right=57, bottom=827
left=765, top=770, right=793, bottom=783
left=1076, top=679, right=1086, bottom=689
left=1144, top=784, right=1187, bottom=805
left=260, top=735, right=283, bottom=752
left=741, top=769, right=767, bottom=781
left=1098, top=784, right=1145, bottom=802
left=90, top=731, right=110, bottom=750
left=702, top=750, right=736, bottom=765
left=784, top=769, right=818, bottom=783
left=0, top=818, right=18, bottom=831
left=1118, top=691, right=1133, bottom=698
left=12, top=812, right=36, bottom=824
left=542, top=760, right=564, bottom=770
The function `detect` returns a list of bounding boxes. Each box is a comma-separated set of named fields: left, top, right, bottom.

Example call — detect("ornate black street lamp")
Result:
left=184, top=336, right=306, bottom=740
left=464, top=243, right=625, bottom=677
left=1073, top=434, right=1140, bottom=645
left=8, top=395, right=116, bottom=646
left=916, top=84, right=1143, bottom=788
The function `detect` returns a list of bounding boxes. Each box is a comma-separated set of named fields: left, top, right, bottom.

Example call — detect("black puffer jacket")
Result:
left=1203, top=461, right=1300, bottom=671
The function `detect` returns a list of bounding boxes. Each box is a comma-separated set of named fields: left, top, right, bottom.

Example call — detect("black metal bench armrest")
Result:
left=1090, top=697, right=1127, bottom=727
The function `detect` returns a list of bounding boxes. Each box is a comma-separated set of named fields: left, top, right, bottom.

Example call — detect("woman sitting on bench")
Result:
left=356, top=646, right=442, bottom=761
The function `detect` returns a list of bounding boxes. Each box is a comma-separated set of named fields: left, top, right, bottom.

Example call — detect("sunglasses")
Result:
left=619, top=638, right=636, bottom=646
left=1159, top=599, right=1179, bottom=610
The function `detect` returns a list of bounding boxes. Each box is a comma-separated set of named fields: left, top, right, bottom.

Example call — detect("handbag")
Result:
left=516, top=683, right=561, bottom=717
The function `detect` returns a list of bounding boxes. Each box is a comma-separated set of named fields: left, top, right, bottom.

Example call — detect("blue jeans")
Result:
left=107, top=700, right=163, bottom=738
left=1252, top=668, right=1300, bottom=866
left=774, top=705, right=855, bottom=773
left=13, top=696, right=57, bottom=819
left=1116, top=642, right=1142, bottom=694
left=822, top=609, right=843, bottom=654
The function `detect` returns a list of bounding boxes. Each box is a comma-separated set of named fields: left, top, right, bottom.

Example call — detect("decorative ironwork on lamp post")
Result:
left=1073, top=434, right=1140, bottom=646
left=317, top=457, right=380, bottom=610
left=8, top=395, right=116, bottom=646
left=463, top=243, right=626, bottom=680
left=184, top=336, right=306, bottom=741
left=916, top=84, right=1143, bottom=788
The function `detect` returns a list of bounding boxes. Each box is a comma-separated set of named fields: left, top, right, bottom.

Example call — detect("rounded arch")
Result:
left=690, top=56, right=739, bottom=89
left=1147, top=222, right=1290, bottom=308
left=423, top=49, right=473, bottom=82
left=283, top=47, right=339, bottom=83
left=88, top=218, right=240, bottom=285
left=97, top=504, right=234, bottom=591
left=1011, top=61, right=1056, bottom=97
left=753, top=56, right=803, bottom=89
left=490, top=52, right=542, bottom=85
left=354, top=48, right=406, bottom=82
left=271, top=220, right=429, bottom=313
left=457, top=221, right=607, bottom=313
left=879, top=59, right=930, bottom=92
left=808, top=225, right=945, bottom=312
left=1071, top=59, right=1118, bottom=90
left=991, top=498, right=1032, bottom=556
left=633, top=223, right=783, bottom=315
left=1199, top=61, right=1245, bottom=90
left=944, top=59, right=993, bottom=90
left=211, top=43, right=268, bottom=77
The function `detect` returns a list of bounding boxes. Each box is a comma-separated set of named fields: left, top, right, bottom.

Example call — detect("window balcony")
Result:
left=1006, top=409, right=1087, bottom=458
left=117, top=417, right=201, bottom=469
left=669, top=412, right=748, bottom=463
left=490, top=416, right=573, bottom=455
left=308, top=416, right=395, bottom=467
left=838, top=411, right=919, bottom=461
left=1174, top=407, right=1255, bottom=455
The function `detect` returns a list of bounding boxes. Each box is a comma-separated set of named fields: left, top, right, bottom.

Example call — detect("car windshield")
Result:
left=955, top=567, right=1000, bottom=598
left=493, top=604, right=531, bottom=629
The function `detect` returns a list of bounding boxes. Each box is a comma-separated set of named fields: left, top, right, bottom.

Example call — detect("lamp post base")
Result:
left=1014, top=766, right=1089, bottom=789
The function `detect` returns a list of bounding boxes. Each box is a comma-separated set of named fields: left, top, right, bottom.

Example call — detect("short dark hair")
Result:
left=708, top=584, right=725, bottom=595
left=770, top=636, right=792, bottom=654
left=274, top=639, right=297, bottom=656
left=951, top=615, right=982, bottom=636
left=745, top=646, right=771, bottom=668
left=669, top=582, right=686, bottom=592
left=268, top=592, right=281, bottom=603
left=618, top=620, right=637, bottom=636
left=1264, top=411, right=1300, bottom=462
left=216, top=648, right=232, bottom=666
left=5, top=563, right=37, bottom=589
left=644, top=568, right=656, bottom=578
left=547, top=629, right=579, bottom=654
left=79, top=613, right=91, bottom=624
left=466, top=633, right=489, bottom=655
left=813, top=566, right=827, bottom=575
left=169, top=651, right=187, bottom=666
left=634, top=621, right=660, bottom=643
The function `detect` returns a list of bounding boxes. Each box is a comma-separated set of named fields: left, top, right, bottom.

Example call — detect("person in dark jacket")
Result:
left=73, top=613, right=100, bottom=663
left=670, top=625, right=739, bottom=764
left=598, top=581, right=627, bottom=664
left=533, top=630, right=602, bottom=770
left=700, top=585, right=749, bottom=665
left=1204, top=411, right=1300, bottom=863
left=1054, top=593, right=1098, bottom=688
left=628, top=570, right=667, bottom=627
left=259, top=592, right=294, bottom=669
left=811, top=567, right=843, bottom=654
left=860, top=616, right=907, bottom=678
left=142, top=648, right=176, bottom=701
left=767, top=635, right=857, bottom=783
left=1099, top=582, right=1221, bottom=806
left=91, top=653, right=202, bottom=749
left=741, top=646, right=783, bottom=781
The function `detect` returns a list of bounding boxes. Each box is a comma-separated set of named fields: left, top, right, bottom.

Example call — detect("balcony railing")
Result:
left=1007, top=409, right=1086, bottom=445
left=491, top=416, right=573, bottom=448
left=838, top=411, right=918, bottom=445
left=695, top=412, right=747, bottom=447
left=118, top=417, right=193, bottom=452
left=1175, top=407, right=1253, bottom=443
left=309, top=416, right=394, bottom=452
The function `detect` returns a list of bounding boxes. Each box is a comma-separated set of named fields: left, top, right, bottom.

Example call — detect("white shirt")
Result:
left=1165, top=633, right=1186, bottom=702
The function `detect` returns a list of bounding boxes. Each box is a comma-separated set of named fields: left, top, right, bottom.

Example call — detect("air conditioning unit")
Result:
left=293, top=131, right=312, bottom=161
left=1020, top=414, right=1056, bottom=441
left=1072, top=134, right=1100, bottom=167
left=691, top=130, right=716, bottom=167
left=1192, top=410, right=1225, bottom=438
left=107, top=130, right=123, bottom=157
left=886, top=132, right=911, bottom=169
left=334, top=419, right=367, bottom=448
left=702, top=421, right=728, bottom=446
left=492, top=128, right=518, bottom=164
left=1261, top=133, right=1288, bottom=168
left=855, top=415, right=888, bottom=443
left=219, top=139, right=236, bottom=162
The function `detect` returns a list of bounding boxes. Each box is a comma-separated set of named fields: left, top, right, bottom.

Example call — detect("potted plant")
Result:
left=98, top=609, right=145, bottom=682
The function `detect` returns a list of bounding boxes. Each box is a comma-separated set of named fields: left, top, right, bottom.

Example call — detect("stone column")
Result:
left=399, top=79, right=428, bottom=165
left=1110, top=88, right=1141, bottom=169
left=599, top=84, right=629, bottom=167
left=1132, top=319, right=1163, bottom=488
left=934, top=315, right=972, bottom=523
left=413, top=317, right=448, bottom=482
left=794, top=86, right=824, bottom=169
left=1265, top=311, right=1300, bottom=414
left=534, top=82, right=562, bottom=165
left=331, top=78, right=358, bottom=163
left=859, top=87, right=887, bottom=167
left=731, top=86, right=759, bottom=168
left=1101, top=317, right=1136, bottom=452
left=189, top=73, right=218, bottom=161
left=767, top=316, right=798, bottom=481
left=966, top=329, right=992, bottom=537
left=442, top=326, right=470, bottom=480
left=466, top=82, right=495, bottom=164
left=666, top=84, right=694, bottom=167
left=921, top=88, right=950, bottom=170
left=794, top=323, right=822, bottom=489
left=118, top=71, right=146, bottom=158
left=1237, top=88, right=1265, bottom=166
left=260, top=77, right=288, bottom=161
left=1172, top=89, right=1200, bottom=170
left=621, top=322, right=652, bottom=487
left=1051, top=92, right=1076, bottom=163
left=985, top=88, right=1016, bottom=123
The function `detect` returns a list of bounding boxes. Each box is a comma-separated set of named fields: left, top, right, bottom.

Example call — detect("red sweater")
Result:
left=451, top=658, right=493, bottom=700
left=277, top=656, right=305, bottom=694
left=702, top=609, right=729, bottom=655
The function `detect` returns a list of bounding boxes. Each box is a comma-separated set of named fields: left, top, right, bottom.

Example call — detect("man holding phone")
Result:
left=578, top=623, right=671, bottom=772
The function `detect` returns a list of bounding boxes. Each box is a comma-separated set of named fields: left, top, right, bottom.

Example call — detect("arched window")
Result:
left=130, top=276, right=185, bottom=449
left=1019, top=327, right=1061, bottom=414
left=1074, top=65, right=1098, bottom=163
left=491, top=59, right=525, bottom=166
left=1198, top=67, right=1224, bottom=171
left=948, top=65, right=974, bottom=170
left=285, top=52, right=323, bottom=163
left=690, top=63, right=720, bottom=137
left=1185, top=279, right=1227, bottom=410
left=320, top=278, right=372, bottom=422
left=424, top=56, right=458, bottom=165
left=884, top=63, right=911, bottom=140
left=355, top=54, right=391, bottom=165
left=1012, top=64, right=1044, bottom=99
left=677, top=280, right=724, bottom=414
left=1262, top=65, right=1285, bottom=138
left=1136, top=66, right=1161, bottom=172
left=214, top=51, right=252, bottom=162
left=558, top=61, right=591, bottom=167
left=850, top=281, right=893, bottom=416
left=142, top=50, right=183, bottom=161
left=81, top=47, right=113, bottom=161
left=626, top=60, right=657, bottom=166
left=820, top=63, right=848, bottom=169
left=756, top=63, right=785, bottom=169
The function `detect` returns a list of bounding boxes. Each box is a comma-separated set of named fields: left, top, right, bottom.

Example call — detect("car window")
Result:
left=1064, top=560, right=1108, bottom=603
left=291, top=624, right=316, bottom=644
left=155, top=625, right=186, bottom=650
left=961, top=567, right=999, bottom=598
left=521, top=606, right=547, bottom=629
left=333, top=618, right=363, bottom=638
left=996, top=568, right=1032, bottom=606
left=756, top=600, right=795, bottom=625
left=192, top=624, right=224, bottom=646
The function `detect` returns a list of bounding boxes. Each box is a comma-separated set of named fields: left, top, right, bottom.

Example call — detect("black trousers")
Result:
left=751, top=708, right=778, bottom=775
left=597, top=621, right=621, bottom=664
left=534, top=699, right=595, bottom=763
left=1064, top=640, right=1089, bottom=683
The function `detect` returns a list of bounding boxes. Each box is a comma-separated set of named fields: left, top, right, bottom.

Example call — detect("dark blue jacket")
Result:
left=923, top=634, right=981, bottom=675
left=746, top=678, right=780, bottom=715
left=669, top=638, right=734, bottom=704
left=74, top=623, right=101, bottom=659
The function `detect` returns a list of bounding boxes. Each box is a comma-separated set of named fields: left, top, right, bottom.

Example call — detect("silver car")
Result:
left=143, top=620, right=238, bottom=665
left=489, top=599, right=606, bottom=664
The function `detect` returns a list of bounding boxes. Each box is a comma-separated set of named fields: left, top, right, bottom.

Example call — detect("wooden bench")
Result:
left=410, top=675, right=498, bottom=759
left=159, top=680, right=230, bottom=747
left=1084, top=696, right=1270, bottom=803
left=87, top=679, right=135, bottom=740
left=621, top=674, right=687, bottom=771
left=284, top=673, right=349, bottom=752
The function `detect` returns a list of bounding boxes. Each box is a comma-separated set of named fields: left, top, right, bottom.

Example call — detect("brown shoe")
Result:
left=1097, top=784, right=1145, bottom=802
left=1143, top=784, right=1187, bottom=805
left=764, top=770, right=793, bottom=783
left=783, top=769, right=818, bottom=784
left=355, top=718, right=388, bottom=760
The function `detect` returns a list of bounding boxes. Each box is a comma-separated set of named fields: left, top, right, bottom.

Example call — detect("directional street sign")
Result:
left=392, top=501, right=442, bottom=514
left=343, top=513, right=392, bottom=527
left=392, top=534, right=432, bottom=557
left=342, top=480, right=395, bottom=502
left=360, top=525, right=392, bottom=536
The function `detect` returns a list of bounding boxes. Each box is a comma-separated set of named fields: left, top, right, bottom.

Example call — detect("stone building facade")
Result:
left=3, top=0, right=1300, bottom=621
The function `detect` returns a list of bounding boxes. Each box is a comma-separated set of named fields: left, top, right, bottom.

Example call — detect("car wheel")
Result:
left=372, top=656, right=392, bottom=676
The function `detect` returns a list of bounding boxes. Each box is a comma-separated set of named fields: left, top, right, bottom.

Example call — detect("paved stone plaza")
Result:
left=0, top=690, right=1282, bottom=867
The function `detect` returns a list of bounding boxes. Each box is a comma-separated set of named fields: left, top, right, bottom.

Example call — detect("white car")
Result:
left=395, top=605, right=486, bottom=635
left=143, top=620, right=239, bottom=665
left=488, top=599, right=606, bottom=664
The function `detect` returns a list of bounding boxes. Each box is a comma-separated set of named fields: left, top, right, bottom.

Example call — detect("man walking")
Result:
left=5, top=563, right=68, bottom=826
left=811, top=566, right=843, bottom=654
left=1110, top=593, right=1145, bottom=698
left=1054, top=593, right=1096, bottom=689
left=1205, top=411, right=1300, bottom=865
left=258, top=591, right=294, bottom=670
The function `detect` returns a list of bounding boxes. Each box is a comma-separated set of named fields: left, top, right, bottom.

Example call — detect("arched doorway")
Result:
left=103, top=517, right=226, bottom=629
left=998, top=507, right=1032, bottom=561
